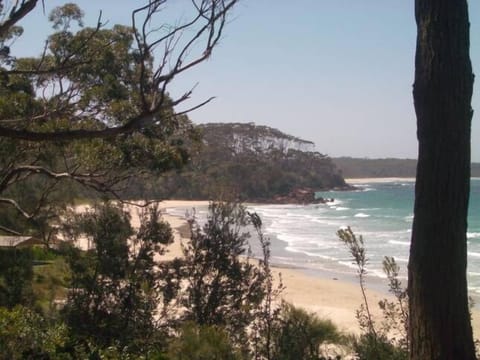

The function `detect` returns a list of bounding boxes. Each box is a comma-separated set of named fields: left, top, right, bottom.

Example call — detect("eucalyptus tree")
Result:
left=0, top=0, right=238, bottom=237
left=409, top=0, right=476, bottom=358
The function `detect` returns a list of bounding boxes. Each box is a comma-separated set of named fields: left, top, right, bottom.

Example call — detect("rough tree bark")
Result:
left=409, top=0, right=476, bottom=359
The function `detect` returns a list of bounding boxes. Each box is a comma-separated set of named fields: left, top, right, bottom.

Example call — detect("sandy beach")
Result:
left=74, top=200, right=480, bottom=336
left=124, top=200, right=379, bottom=334
left=148, top=200, right=480, bottom=336
left=345, top=177, right=416, bottom=185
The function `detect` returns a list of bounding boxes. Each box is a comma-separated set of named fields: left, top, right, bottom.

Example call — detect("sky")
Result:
left=11, top=1, right=480, bottom=161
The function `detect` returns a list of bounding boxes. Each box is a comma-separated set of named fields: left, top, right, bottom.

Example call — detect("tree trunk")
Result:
left=409, top=0, right=476, bottom=359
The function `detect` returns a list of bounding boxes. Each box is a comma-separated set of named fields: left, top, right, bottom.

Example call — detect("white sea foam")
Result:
left=251, top=180, right=480, bottom=292
left=468, top=286, right=480, bottom=294
left=354, top=213, right=370, bottom=218
left=388, top=240, right=410, bottom=246
left=302, top=251, right=339, bottom=261
left=354, top=184, right=372, bottom=189
left=370, top=269, right=388, bottom=279
left=327, top=199, right=344, bottom=206
left=352, top=187, right=376, bottom=192
left=338, top=260, right=359, bottom=271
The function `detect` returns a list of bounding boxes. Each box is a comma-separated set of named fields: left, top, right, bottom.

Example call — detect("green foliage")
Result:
left=48, top=3, right=84, bottom=30
left=352, top=333, right=407, bottom=360
left=337, top=227, right=375, bottom=336
left=31, top=246, right=59, bottom=261
left=0, top=248, right=34, bottom=308
left=248, top=212, right=285, bottom=360
left=271, top=302, right=343, bottom=360
left=0, top=306, right=68, bottom=360
left=134, top=123, right=346, bottom=201
left=32, top=257, right=70, bottom=316
left=166, top=322, right=245, bottom=360
left=338, top=228, right=408, bottom=360
left=179, top=202, right=266, bottom=345
left=62, top=202, right=173, bottom=354
left=378, top=257, right=409, bottom=351
left=0, top=3, right=193, bottom=236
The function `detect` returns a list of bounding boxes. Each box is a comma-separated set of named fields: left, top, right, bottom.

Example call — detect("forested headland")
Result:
left=127, top=122, right=348, bottom=202
left=0, top=0, right=478, bottom=359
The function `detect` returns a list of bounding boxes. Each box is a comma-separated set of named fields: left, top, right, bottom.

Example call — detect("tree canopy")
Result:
left=133, top=122, right=347, bottom=201
left=0, top=0, right=237, bottom=237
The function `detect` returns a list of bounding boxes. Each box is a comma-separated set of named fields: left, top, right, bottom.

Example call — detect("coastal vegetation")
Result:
left=0, top=0, right=477, bottom=359
left=0, top=0, right=230, bottom=238
left=0, top=201, right=351, bottom=359
left=339, top=227, right=408, bottom=360
left=127, top=122, right=348, bottom=202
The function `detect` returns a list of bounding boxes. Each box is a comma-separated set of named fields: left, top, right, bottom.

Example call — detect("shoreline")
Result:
left=75, top=200, right=480, bottom=336
left=155, top=201, right=382, bottom=334
left=345, top=177, right=416, bottom=184
left=152, top=200, right=480, bottom=336
left=152, top=200, right=480, bottom=337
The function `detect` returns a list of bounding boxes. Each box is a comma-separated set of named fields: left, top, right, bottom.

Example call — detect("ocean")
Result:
left=166, top=178, right=480, bottom=297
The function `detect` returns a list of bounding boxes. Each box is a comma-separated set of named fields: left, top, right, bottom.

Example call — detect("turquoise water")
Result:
left=249, top=178, right=480, bottom=293
left=166, top=178, right=480, bottom=295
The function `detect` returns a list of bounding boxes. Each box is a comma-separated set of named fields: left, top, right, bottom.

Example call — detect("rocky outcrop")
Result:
left=270, top=187, right=334, bottom=205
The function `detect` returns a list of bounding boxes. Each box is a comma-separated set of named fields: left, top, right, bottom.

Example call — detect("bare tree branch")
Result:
left=0, top=0, right=38, bottom=38
left=0, top=224, right=22, bottom=235
left=0, top=197, right=34, bottom=218
left=0, top=0, right=238, bottom=142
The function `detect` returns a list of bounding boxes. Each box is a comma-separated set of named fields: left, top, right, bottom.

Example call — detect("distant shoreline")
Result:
left=345, top=177, right=415, bottom=184
left=345, top=177, right=480, bottom=185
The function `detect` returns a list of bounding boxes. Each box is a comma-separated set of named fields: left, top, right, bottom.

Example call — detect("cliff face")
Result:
left=131, top=122, right=347, bottom=201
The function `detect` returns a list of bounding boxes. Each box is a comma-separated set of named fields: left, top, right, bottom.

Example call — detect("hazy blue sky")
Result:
left=13, top=1, right=480, bottom=160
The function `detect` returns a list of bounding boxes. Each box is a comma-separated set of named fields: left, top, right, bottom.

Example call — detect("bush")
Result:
left=179, top=202, right=267, bottom=344
left=31, top=246, right=58, bottom=262
left=353, top=333, right=407, bottom=360
left=0, top=248, right=34, bottom=308
left=62, top=202, right=173, bottom=354
left=271, top=302, right=343, bottom=360
left=166, top=322, right=245, bottom=360
left=338, top=228, right=408, bottom=360
left=0, top=306, right=68, bottom=359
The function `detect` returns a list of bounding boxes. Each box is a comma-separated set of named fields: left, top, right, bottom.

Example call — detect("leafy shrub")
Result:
left=0, top=248, right=34, bottom=308
left=353, top=333, right=407, bottom=360
left=271, top=302, right=343, bottom=360
left=62, top=202, right=173, bottom=354
left=0, top=306, right=68, bottom=359
left=179, top=202, right=267, bottom=344
left=166, top=322, right=245, bottom=360
left=338, top=227, right=408, bottom=360
left=31, top=246, right=58, bottom=261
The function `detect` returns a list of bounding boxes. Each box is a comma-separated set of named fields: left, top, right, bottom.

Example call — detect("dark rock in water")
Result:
left=333, top=184, right=357, bottom=191
left=270, top=187, right=333, bottom=205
